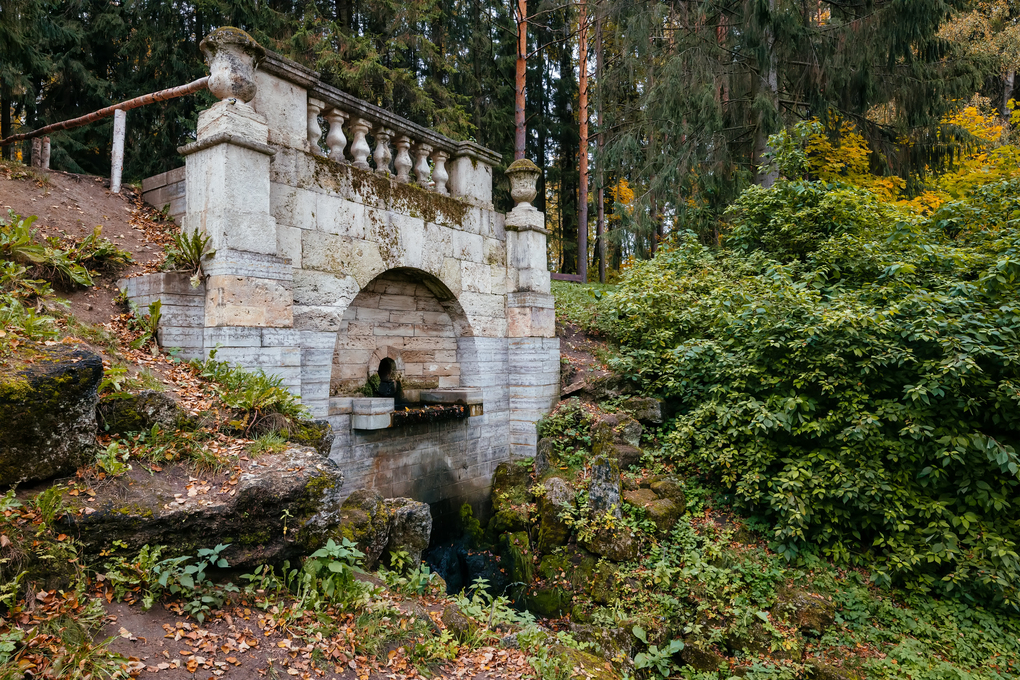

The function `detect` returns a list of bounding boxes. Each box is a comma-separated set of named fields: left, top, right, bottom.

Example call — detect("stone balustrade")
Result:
left=259, top=52, right=498, bottom=205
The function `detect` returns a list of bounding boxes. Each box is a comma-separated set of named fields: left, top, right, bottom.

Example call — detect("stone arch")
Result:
left=330, top=267, right=474, bottom=397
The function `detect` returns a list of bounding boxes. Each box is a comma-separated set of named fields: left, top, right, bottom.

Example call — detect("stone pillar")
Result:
left=503, top=159, right=559, bottom=456
left=179, top=27, right=300, bottom=395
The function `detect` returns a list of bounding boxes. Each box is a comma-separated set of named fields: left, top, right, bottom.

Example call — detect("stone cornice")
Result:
left=178, top=132, right=277, bottom=157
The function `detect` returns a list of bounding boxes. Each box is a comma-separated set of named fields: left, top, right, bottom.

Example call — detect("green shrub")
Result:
left=602, top=178, right=1020, bottom=605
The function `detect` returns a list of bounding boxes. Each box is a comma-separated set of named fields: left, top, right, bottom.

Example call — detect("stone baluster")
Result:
left=431, top=150, right=450, bottom=195
left=413, top=143, right=432, bottom=186
left=373, top=127, right=394, bottom=175
left=307, top=98, right=325, bottom=155
left=324, top=109, right=349, bottom=162
left=394, top=136, right=413, bottom=183
left=349, top=118, right=372, bottom=170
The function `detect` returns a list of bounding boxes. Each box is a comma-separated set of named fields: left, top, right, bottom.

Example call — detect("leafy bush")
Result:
left=602, top=177, right=1020, bottom=605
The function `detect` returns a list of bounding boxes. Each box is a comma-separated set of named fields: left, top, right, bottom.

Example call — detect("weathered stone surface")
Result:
left=649, top=478, right=686, bottom=511
left=587, top=452, right=622, bottom=518
left=611, top=444, right=643, bottom=469
left=334, top=488, right=390, bottom=569
left=725, top=622, right=803, bottom=661
left=383, top=497, right=432, bottom=566
left=97, top=390, right=184, bottom=435
left=776, top=586, right=837, bottom=637
left=537, top=476, right=574, bottom=552
left=62, top=446, right=343, bottom=569
left=441, top=603, right=477, bottom=642
left=624, top=396, right=663, bottom=424
left=284, top=418, right=335, bottom=456
left=581, top=525, right=638, bottom=563
left=615, top=415, right=642, bottom=448
left=623, top=488, right=680, bottom=533
left=489, top=460, right=533, bottom=535
left=0, top=346, right=102, bottom=487
left=534, top=437, right=554, bottom=476
left=807, top=661, right=862, bottom=680
left=499, top=531, right=535, bottom=584
left=568, top=624, right=635, bottom=673
left=680, top=643, right=727, bottom=671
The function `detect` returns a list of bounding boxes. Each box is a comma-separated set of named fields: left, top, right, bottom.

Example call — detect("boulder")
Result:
left=441, top=603, right=478, bottom=642
left=615, top=416, right=643, bottom=448
left=0, top=346, right=102, bottom=487
left=97, top=390, right=184, bottom=435
left=489, top=460, right=533, bottom=535
left=807, top=661, right=862, bottom=680
left=335, top=489, right=390, bottom=569
left=499, top=531, right=535, bottom=584
left=569, top=624, right=635, bottom=672
left=611, top=444, right=643, bottom=469
left=284, top=419, right=335, bottom=456
left=680, top=643, right=727, bottom=671
left=523, top=583, right=573, bottom=619
left=649, top=478, right=686, bottom=511
left=61, top=446, right=343, bottom=569
left=549, top=645, right=620, bottom=680
left=775, top=586, right=837, bottom=637
left=724, top=622, right=803, bottom=661
left=587, top=452, right=622, bottom=518
left=537, top=476, right=575, bottom=551
left=624, top=396, right=663, bottom=424
left=581, top=525, right=638, bottom=563
left=383, top=497, right=432, bottom=567
left=534, top=437, right=555, bottom=476
left=623, top=488, right=681, bottom=533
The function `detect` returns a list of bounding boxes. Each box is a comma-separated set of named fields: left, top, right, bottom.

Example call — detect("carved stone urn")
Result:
left=505, top=158, right=541, bottom=209
left=200, top=27, right=266, bottom=102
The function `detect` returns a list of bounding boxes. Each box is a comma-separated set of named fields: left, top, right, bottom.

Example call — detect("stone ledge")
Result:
left=352, top=397, right=395, bottom=416
left=178, top=131, right=277, bottom=157
left=352, top=413, right=392, bottom=430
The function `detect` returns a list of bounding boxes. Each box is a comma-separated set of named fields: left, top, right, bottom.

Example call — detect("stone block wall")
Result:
left=141, top=167, right=186, bottom=224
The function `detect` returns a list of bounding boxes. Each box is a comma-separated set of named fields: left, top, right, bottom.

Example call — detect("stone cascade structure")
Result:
left=121, top=28, right=559, bottom=524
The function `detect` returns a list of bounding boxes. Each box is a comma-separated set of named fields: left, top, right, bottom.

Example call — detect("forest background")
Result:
left=1, top=0, right=1019, bottom=277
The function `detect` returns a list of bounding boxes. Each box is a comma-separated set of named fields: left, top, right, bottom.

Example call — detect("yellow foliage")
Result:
left=803, top=102, right=1020, bottom=215
left=804, top=119, right=905, bottom=202
left=607, top=179, right=635, bottom=223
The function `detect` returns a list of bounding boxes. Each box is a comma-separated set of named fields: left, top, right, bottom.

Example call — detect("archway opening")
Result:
left=330, top=268, right=470, bottom=400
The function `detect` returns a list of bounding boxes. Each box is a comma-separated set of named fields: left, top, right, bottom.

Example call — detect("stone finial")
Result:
left=505, top=158, right=541, bottom=209
left=200, top=27, right=266, bottom=102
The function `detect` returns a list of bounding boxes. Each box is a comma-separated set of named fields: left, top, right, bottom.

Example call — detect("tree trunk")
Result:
left=1003, top=69, right=1015, bottom=122
left=754, top=0, right=779, bottom=187
left=1, top=88, right=11, bottom=161
left=595, top=0, right=606, bottom=283
left=577, top=0, right=589, bottom=282
left=514, top=0, right=528, bottom=160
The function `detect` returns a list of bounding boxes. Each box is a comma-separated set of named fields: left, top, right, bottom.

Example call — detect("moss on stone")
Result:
left=310, top=155, right=470, bottom=227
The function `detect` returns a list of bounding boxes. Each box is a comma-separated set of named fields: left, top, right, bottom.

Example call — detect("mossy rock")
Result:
left=569, top=624, right=635, bottom=673
left=679, top=642, right=728, bottom=671
left=775, top=586, right=837, bottom=637
left=549, top=644, right=621, bottom=680
left=97, top=390, right=183, bottom=435
left=489, top=460, right=533, bottom=534
left=581, top=524, right=638, bottom=563
left=623, top=396, right=663, bottom=424
left=499, top=531, right=535, bottom=584
left=441, top=603, right=477, bottom=643
left=537, top=476, right=574, bottom=552
left=284, top=419, right=335, bottom=456
left=649, top=478, right=686, bottom=510
left=807, top=661, right=863, bottom=680
left=0, top=345, right=102, bottom=487
left=523, top=584, right=572, bottom=619
left=334, top=489, right=389, bottom=569
left=586, top=452, right=622, bottom=519
left=62, top=446, right=344, bottom=570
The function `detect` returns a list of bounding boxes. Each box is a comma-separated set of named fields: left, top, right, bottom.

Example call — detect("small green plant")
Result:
left=163, top=228, right=214, bottom=284
left=381, top=551, right=439, bottom=595
left=248, top=431, right=287, bottom=456
left=96, top=442, right=132, bottom=476
left=633, top=626, right=683, bottom=678
left=129, top=299, right=161, bottom=351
